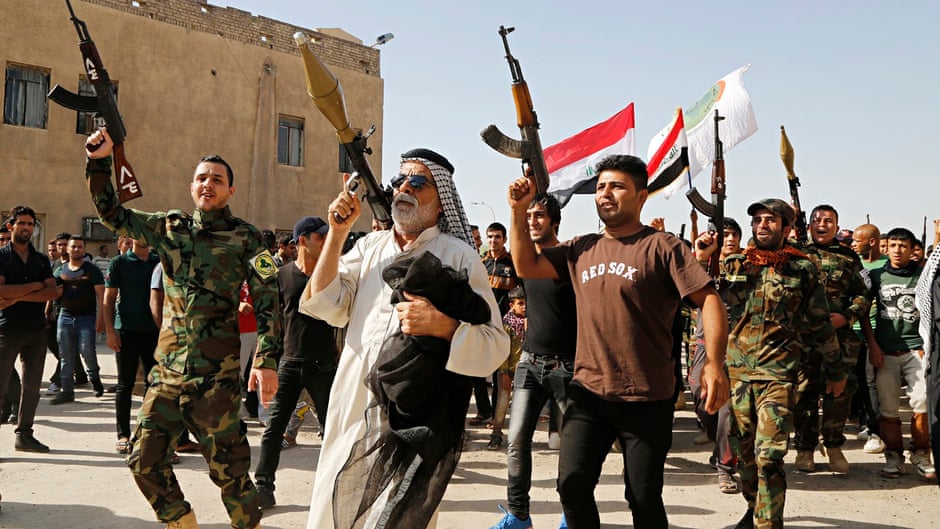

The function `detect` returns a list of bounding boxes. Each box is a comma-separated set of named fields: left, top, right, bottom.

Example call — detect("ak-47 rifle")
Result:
left=687, top=110, right=726, bottom=280
left=47, top=0, right=141, bottom=202
left=779, top=126, right=807, bottom=244
left=481, top=25, right=550, bottom=193
left=294, top=33, right=391, bottom=228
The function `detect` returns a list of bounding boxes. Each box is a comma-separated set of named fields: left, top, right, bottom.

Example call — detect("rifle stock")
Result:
left=48, top=0, right=141, bottom=202
left=294, top=32, right=392, bottom=228
left=481, top=25, right=550, bottom=194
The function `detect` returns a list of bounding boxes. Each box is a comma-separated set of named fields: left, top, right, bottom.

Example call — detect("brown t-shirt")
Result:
left=543, top=227, right=711, bottom=402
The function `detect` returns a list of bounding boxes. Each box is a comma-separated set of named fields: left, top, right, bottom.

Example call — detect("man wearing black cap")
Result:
left=717, top=198, right=846, bottom=529
left=254, top=216, right=336, bottom=509
left=300, top=149, right=508, bottom=529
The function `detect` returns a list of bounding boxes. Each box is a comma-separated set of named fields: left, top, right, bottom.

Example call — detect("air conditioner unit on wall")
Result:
left=82, top=217, right=115, bottom=241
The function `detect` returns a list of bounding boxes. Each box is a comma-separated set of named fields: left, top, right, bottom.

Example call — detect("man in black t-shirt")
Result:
left=490, top=194, right=577, bottom=529
left=0, top=206, right=60, bottom=458
left=254, top=216, right=338, bottom=509
left=51, top=236, right=105, bottom=404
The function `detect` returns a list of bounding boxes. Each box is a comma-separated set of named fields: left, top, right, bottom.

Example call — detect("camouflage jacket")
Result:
left=803, top=241, right=869, bottom=358
left=86, top=157, right=281, bottom=383
left=721, top=246, right=844, bottom=382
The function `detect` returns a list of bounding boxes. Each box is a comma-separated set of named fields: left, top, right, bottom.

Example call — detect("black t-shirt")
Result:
left=55, top=262, right=104, bottom=317
left=521, top=277, right=577, bottom=358
left=0, top=244, right=53, bottom=331
left=483, top=251, right=517, bottom=316
left=278, top=263, right=338, bottom=368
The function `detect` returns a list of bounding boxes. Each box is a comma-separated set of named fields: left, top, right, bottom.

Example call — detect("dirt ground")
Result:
left=0, top=349, right=937, bottom=529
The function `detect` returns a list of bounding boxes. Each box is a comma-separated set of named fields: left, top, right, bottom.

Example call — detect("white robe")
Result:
left=299, top=226, right=509, bottom=529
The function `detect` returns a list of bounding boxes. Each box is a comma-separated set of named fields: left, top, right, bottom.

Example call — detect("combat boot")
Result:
left=795, top=450, right=815, bottom=472
left=167, top=510, right=199, bottom=529
left=825, top=446, right=849, bottom=474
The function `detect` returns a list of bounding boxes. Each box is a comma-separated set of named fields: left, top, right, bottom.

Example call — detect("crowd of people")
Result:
left=0, top=130, right=938, bottom=529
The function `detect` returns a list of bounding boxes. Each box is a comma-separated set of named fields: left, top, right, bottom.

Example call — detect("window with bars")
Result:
left=3, top=64, right=50, bottom=129
left=277, top=116, right=304, bottom=166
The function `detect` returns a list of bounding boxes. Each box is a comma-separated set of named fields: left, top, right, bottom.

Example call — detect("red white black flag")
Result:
left=646, top=107, right=690, bottom=196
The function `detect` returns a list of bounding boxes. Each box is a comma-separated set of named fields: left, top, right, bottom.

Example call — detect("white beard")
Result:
left=392, top=194, right=438, bottom=235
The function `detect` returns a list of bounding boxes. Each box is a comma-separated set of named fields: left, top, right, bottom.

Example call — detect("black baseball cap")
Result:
left=293, top=216, right=328, bottom=241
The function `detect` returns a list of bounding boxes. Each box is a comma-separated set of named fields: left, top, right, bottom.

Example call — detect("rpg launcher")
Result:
left=48, top=0, right=141, bottom=203
left=294, top=32, right=392, bottom=228
left=779, top=126, right=808, bottom=244
left=687, top=110, right=726, bottom=280
left=481, top=25, right=550, bottom=194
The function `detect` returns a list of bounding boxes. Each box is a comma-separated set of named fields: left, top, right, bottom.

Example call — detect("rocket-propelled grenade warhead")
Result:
left=294, top=32, right=356, bottom=144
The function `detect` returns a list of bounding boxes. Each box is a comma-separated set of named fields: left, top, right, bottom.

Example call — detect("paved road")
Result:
left=0, top=349, right=936, bottom=528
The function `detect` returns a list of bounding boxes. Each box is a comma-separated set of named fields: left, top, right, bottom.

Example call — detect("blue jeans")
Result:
left=506, top=351, right=573, bottom=519
left=57, top=313, right=100, bottom=392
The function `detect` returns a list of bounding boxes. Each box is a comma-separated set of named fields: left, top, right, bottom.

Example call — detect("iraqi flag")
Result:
left=646, top=108, right=690, bottom=196
left=545, top=103, right=635, bottom=207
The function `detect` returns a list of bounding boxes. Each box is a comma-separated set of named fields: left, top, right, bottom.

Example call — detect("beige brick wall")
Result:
left=1, top=0, right=384, bottom=241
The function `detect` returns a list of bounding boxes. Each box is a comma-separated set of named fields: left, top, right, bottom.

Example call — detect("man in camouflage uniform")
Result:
left=719, top=199, right=846, bottom=529
left=85, top=129, right=280, bottom=529
left=793, top=205, right=868, bottom=473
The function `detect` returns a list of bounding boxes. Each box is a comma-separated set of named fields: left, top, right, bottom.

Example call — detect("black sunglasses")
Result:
left=390, top=173, right=432, bottom=190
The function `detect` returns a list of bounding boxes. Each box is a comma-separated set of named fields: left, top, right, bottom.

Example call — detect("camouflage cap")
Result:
left=746, top=198, right=795, bottom=227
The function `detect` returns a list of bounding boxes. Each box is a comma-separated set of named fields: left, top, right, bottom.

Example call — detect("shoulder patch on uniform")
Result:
left=249, top=250, right=278, bottom=282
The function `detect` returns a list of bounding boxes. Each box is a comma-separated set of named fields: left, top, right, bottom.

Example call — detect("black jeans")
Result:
left=557, top=385, right=673, bottom=529
left=472, top=376, right=494, bottom=417
left=506, top=352, right=573, bottom=519
left=115, top=330, right=159, bottom=439
left=0, top=328, right=47, bottom=436
left=255, top=359, right=336, bottom=485
left=927, top=343, right=940, bottom=488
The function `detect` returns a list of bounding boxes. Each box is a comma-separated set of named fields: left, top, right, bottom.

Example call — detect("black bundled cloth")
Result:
left=333, top=252, right=492, bottom=529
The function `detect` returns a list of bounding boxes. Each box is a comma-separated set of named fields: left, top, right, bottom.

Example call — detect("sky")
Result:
left=224, top=0, right=939, bottom=241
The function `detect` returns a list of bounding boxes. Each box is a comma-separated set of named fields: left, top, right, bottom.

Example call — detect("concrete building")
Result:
left=1, top=0, right=384, bottom=245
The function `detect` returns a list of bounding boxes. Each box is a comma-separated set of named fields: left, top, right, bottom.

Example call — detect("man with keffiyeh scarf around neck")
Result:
left=299, top=148, right=508, bottom=529
left=716, top=198, right=846, bottom=529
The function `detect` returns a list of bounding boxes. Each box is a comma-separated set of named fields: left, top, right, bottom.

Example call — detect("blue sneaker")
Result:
left=491, top=505, right=533, bottom=529
left=558, top=512, right=568, bottom=529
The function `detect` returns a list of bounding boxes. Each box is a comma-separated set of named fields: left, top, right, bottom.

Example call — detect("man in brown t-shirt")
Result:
left=507, top=154, right=729, bottom=529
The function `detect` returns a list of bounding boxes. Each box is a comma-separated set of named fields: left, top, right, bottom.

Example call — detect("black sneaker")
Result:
left=92, top=379, right=104, bottom=397
left=486, top=433, right=504, bottom=450
left=257, top=482, right=276, bottom=510
left=15, top=433, right=50, bottom=453
left=734, top=508, right=755, bottom=529
left=51, top=391, right=75, bottom=405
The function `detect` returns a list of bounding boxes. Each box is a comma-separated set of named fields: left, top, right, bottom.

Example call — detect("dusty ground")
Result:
left=0, top=349, right=937, bottom=529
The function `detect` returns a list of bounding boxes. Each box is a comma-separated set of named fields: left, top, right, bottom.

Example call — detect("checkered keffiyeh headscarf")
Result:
left=400, top=148, right=475, bottom=249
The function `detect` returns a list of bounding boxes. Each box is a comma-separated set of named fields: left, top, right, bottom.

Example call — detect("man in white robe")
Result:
left=300, top=148, right=508, bottom=529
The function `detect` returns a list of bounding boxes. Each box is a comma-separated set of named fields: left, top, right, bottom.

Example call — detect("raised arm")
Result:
left=507, top=176, right=558, bottom=280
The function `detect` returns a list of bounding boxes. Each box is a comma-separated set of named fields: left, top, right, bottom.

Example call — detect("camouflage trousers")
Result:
left=729, top=379, right=794, bottom=529
left=127, top=372, right=260, bottom=529
left=793, top=353, right=857, bottom=450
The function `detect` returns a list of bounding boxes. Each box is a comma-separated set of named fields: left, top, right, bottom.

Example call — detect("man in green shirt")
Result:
left=862, top=227, right=935, bottom=480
